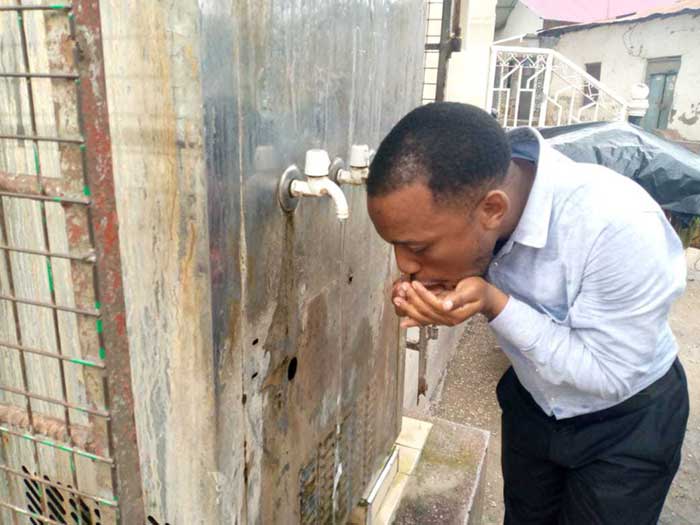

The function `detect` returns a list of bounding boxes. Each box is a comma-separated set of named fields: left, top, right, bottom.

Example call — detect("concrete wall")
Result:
left=546, top=13, right=700, bottom=140
left=494, top=1, right=543, bottom=43
left=99, top=3, right=219, bottom=522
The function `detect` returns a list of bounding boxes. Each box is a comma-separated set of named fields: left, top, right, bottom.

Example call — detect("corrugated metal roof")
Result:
left=538, top=0, right=700, bottom=36
left=521, top=0, right=679, bottom=23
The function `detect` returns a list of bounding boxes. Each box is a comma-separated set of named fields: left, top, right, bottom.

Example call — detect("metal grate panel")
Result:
left=297, top=377, right=380, bottom=524
left=23, top=465, right=102, bottom=525
left=0, top=3, right=142, bottom=524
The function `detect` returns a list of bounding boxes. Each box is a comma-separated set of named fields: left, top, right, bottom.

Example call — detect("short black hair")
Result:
left=367, top=102, right=511, bottom=205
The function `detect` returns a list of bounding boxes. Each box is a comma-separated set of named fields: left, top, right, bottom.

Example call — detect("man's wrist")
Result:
left=482, top=283, right=509, bottom=321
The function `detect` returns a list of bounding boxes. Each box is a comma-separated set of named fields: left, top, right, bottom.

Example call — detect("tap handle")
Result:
left=349, top=144, right=370, bottom=168
left=304, top=149, right=331, bottom=177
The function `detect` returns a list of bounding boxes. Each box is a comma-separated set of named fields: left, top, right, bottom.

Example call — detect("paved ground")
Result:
left=432, top=249, right=700, bottom=524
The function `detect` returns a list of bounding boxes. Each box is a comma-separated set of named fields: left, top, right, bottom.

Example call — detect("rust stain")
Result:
left=72, top=1, right=146, bottom=520
left=66, top=215, right=86, bottom=244
left=0, top=403, right=106, bottom=456
left=115, top=312, right=126, bottom=337
left=98, top=211, right=119, bottom=253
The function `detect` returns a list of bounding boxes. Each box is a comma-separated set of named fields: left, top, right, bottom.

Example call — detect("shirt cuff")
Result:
left=488, top=296, right=550, bottom=351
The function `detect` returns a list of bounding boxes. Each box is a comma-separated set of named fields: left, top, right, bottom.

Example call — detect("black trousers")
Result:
left=497, top=359, right=689, bottom=525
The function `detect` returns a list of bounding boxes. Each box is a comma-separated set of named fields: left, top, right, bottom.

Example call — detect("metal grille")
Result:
left=298, top=417, right=351, bottom=524
left=0, top=2, right=142, bottom=524
left=298, top=382, right=377, bottom=524
left=23, top=465, right=101, bottom=525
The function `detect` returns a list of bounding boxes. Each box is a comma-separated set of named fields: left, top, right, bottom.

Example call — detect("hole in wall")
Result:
left=242, top=394, right=247, bottom=404
left=347, top=274, right=354, bottom=284
left=287, top=357, right=298, bottom=381
left=251, top=372, right=258, bottom=379
left=252, top=338, right=259, bottom=346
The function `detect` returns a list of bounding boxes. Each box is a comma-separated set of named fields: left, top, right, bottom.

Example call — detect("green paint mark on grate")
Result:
left=83, top=184, right=91, bottom=197
left=76, top=449, right=101, bottom=462
left=0, top=427, right=118, bottom=502
left=79, top=144, right=86, bottom=151
left=96, top=318, right=103, bottom=333
left=33, top=145, right=40, bottom=175
left=70, top=357, right=99, bottom=368
left=99, top=347, right=106, bottom=360
left=50, top=4, right=71, bottom=9
left=52, top=196, right=62, bottom=203
left=13, top=508, right=42, bottom=520
left=46, top=260, right=54, bottom=293
left=95, top=301, right=101, bottom=310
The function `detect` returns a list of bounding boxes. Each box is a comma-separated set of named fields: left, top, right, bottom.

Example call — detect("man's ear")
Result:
left=477, top=190, right=510, bottom=231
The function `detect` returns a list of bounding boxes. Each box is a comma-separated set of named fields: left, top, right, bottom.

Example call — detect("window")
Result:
left=642, top=57, right=681, bottom=130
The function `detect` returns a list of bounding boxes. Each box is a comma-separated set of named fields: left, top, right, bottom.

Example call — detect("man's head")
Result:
left=367, top=102, right=514, bottom=288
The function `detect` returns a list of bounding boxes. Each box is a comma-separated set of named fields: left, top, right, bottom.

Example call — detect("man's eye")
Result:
left=410, top=245, right=427, bottom=254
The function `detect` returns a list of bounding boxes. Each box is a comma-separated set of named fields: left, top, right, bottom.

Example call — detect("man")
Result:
left=366, top=102, right=689, bottom=524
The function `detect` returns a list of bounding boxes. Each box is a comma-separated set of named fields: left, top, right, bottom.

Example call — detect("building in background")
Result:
left=486, top=0, right=700, bottom=142
left=538, top=1, right=700, bottom=141
left=495, top=0, right=680, bottom=44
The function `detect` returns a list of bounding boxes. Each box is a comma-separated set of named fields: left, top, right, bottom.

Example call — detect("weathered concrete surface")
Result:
left=102, top=1, right=425, bottom=522
left=393, top=418, right=489, bottom=525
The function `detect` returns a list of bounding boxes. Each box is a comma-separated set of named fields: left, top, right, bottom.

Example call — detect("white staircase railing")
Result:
left=487, top=45, right=629, bottom=128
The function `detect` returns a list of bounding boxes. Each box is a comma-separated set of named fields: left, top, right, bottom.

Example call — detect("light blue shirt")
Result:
left=488, top=127, right=687, bottom=419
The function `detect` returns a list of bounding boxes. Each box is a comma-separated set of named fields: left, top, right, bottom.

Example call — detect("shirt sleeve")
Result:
left=489, top=211, right=686, bottom=401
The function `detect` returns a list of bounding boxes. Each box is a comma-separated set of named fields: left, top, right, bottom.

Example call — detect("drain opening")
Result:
left=147, top=516, right=172, bottom=525
left=22, top=465, right=101, bottom=525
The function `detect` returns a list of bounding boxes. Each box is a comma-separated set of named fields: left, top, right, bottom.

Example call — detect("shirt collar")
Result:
left=507, top=127, right=554, bottom=250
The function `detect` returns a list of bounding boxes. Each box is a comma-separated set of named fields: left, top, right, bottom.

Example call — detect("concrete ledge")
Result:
left=392, top=418, right=490, bottom=525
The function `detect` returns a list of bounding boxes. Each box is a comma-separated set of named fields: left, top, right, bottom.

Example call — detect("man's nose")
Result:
left=394, top=246, right=421, bottom=275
